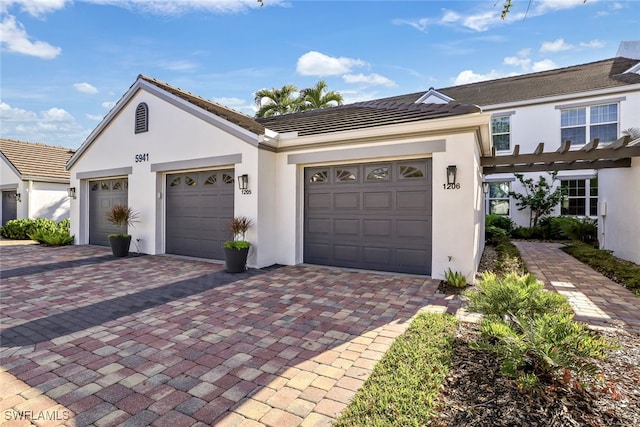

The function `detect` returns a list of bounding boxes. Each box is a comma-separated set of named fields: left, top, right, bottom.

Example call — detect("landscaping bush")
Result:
left=1, top=218, right=72, bottom=245
left=486, top=225, right=508, bottom=246
left=563, top=241, right=640, bottom=296
left=560, top=217, right=598, bottom=244
left=511, top=226, right=544, bottom=240
left=465, top=272, right=617, bottom=389
left=538, top=216, right=579, bottom=240
left=486, top=214, right=514, bottom=232
left=444, top=268, right=467, bottom=288
left=464, top=272, right=571, bottom=320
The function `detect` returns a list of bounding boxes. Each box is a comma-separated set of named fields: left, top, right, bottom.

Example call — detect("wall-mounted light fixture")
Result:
left=562, top=195, right=570, bottom=209
left=238, top=174, right=249, bottom=191
left=446, top=165, right=457, bottom=185
left=14, top=192, right=21, bottom=203
left=67, top=187, right=77, bottom=199
left=482, top=182, right=490, bottom=194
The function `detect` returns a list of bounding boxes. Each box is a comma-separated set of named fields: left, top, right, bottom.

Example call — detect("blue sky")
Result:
left=1, top=0, right=638, bottom=149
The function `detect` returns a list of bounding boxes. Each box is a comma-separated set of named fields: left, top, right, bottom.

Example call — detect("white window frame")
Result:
left=485, top=181, right=511, bottom=216
left=491, top=112, right=514, bottom=153
left=557, top=100, right=620, bottom=147
left=560, top=177, right=598, bottom=217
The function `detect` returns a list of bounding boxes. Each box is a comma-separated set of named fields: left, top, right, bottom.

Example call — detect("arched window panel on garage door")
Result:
left=398, top=162, right=426, bottom=179
left=222, top=173, right=234, bottom=184
left=365, top=165, right=390, bottom=181
left=204, top=174, right=217, bottom=185
left=308, top=169, right=329, bottom=183
left=185, top=176, right=197, bottom=186
left=335, top=167, right=358, bottom=183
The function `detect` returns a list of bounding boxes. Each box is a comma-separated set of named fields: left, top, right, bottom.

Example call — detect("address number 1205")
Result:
left=443, top=183, right=461, bottom=190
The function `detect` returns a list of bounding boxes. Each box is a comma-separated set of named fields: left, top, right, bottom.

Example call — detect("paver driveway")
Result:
left=0, top=244, right=462, bottom=427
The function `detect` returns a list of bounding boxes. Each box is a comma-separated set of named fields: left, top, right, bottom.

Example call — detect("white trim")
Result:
left=483, top=176, right=516, bottom=183
left=491, top=110, right=516, bottom=118
left=554, top=96, right=626, bottom=110
left=287, top=140, right=445, bottom=165
left=415, top=88, right=455, bottom=104
left=76, top=167, right=133, bottom=180
left=150, top=154, right=242, bottom=173
left=0, top=183, right=19, bottom=190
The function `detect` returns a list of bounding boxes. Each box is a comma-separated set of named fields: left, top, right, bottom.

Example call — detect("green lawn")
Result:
left=334, top=312, right=458, bottom=427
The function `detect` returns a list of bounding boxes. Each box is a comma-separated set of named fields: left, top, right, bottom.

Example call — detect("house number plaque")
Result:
left=241, top=189, right=252, bottom=195
left=134, top=153, right=149, bottom=162
left=443, top=183, right=461, bottom=190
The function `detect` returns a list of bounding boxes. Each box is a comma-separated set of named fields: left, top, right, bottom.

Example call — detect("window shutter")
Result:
left=135, top=102, right=148, bottom=134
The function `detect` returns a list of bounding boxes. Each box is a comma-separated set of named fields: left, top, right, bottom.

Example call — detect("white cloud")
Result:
left=540, top=38, right=573, bottom=53
left=342, top=73, right=396, bottom=88
left=580, top=39, right=605, bottom=49
left=453, top=69, right=509, bottom=85
left=462, top=12, right=501, bottom=32
left=0, top=101, right=84, bottom=147
left=157, top=59, right=199, bottom=72
left=531, top=0, right=594, bottom=15
left=83, top=0, right=287, bottom=15
left=86, top=113, right=104, bottom=121
left=532, top=59, right=558, bottom=72
left=0, top=15, right=62, bottom=59
left=1, top=0, right=69, bottom=17
left=296, top=51, right=367, bottom=77
left=73, top=82, right=98, bottom=94
left=101, top=101, right=116, bottom=110
left=504, top=56, right=531, bottom=70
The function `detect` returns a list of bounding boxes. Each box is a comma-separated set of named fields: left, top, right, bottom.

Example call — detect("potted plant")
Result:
left=224, top=216, right=252, bottom=273
left=106, top=204, right=139, bottom=257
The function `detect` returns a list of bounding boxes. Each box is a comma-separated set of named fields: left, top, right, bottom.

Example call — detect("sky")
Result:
left=1, top=0, right=638, bottom=149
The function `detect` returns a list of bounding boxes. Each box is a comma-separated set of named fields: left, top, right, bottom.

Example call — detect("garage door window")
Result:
left=309, top=170, right=328, bottom=183
left=204, top=175, right=217, bottom=185
left=336, top=168, right=357, bottom=182
left=366, top=166, right=390, bottom=181
left=185, top=176, right=196, bottom=186
left=223, top=174, right=234, bottom=184
left=399, top=164, right=425, bottom=179
left=170, top=177, right=180, bottom=187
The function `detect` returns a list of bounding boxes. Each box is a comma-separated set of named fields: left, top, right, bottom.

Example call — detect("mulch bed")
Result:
left=432, top=246, right=640, bottom=426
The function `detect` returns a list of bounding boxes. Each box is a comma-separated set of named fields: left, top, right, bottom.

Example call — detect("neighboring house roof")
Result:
left=379, top=57, right=640, bottom=107
left=138, top=75, right=266, bottom=135
left=256, top=100, right=481, bottom=137
left=0, top=138, right=74, bottom=180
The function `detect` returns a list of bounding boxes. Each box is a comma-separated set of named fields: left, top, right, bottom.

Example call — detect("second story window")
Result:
left=135, top=102, right=149, bottom=134
left=491, top=116, right=510, bottom=151
left=560, top=103, right=617, bottom=146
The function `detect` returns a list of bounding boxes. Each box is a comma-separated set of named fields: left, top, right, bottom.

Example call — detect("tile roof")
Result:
left=137, top=75, right=266, bottom=135
left=1, top=138, right=74, bottom=180
left=379, top=57, right=640, bottom=107
left=256, top=100, right=481, bottom=137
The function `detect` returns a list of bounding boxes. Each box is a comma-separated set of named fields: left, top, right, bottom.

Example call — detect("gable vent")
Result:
left=135, top=102, right=149, bottom=134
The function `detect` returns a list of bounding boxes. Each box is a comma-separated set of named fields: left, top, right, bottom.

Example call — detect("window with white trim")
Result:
left=491, top=116, right=510, bottom=151
left=560, top=103, right=617, bottom=146
left=561, top=178, right=597, bottom=217
left=486, top=182, right=510, bottom=215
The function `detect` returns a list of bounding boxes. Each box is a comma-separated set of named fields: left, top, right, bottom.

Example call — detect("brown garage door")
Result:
left=89, top=178, right=128, bottom=246
left=304, top=159, right=432, bottom=275
left=166, top=169, right=234, bottom=259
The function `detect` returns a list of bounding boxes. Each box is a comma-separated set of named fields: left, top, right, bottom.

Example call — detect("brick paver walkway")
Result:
left=0, top=244, right=464, bottom=427
left=515, top=241, right=640, bottom=333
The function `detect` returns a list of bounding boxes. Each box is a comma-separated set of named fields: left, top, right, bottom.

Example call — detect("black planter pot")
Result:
left=224, top=246, right=249, bottom=273
left=109, top=235, right=131, bottom=257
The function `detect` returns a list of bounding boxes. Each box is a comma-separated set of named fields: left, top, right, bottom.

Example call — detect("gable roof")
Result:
left=256, top=100, right=481, bottom=137
left=380, top=57, right=640, bottom=107
left=138, top=75, right=265, bottom=135
left=1, top=138, right=74, bottom=181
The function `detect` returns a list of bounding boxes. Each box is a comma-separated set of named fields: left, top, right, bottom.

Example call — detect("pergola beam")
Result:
left=483, top=158, right=632, bottom=174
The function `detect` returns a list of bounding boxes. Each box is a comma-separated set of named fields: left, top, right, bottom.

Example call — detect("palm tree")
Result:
left=254, top=85, right=300, bottom=118
left=299, top=80, right=343, bottom=111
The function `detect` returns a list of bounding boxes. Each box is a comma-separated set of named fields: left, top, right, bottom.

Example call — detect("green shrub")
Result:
left=560, top=217, right=598, bottom=243
left=464, top=272, right=571, bottom=320
left=465, top=272, right=617, bottom=389
left=29, top=229, right=74, bottom=246
left=223, top=240, right=251, bottom=250
left=444, top=268, right=467, bottom=288
left=511, top=226, right=544, bottom=240
left=486, top=225, right=508, bottom=245
left=474, top=311, right=617, bottom=389
left=563, top=241, right=640, bottom=295
left=0, top=218, right=67, bottom=240
left=486, top=214, right=514, bottom=232
left=538, top=216, right=579, bottom=240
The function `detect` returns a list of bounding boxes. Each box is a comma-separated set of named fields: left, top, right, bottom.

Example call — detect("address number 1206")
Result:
left=443, top=183, right=461, bottom=190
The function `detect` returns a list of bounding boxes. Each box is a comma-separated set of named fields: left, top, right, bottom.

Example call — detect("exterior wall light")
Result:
left=482, top=182, right=490, bottom=194
left=15, top=192, right=21, bottom=202
left=67, top=187, right=77, bottom=199
left=446, top=165, right=457, bottom=185
left=238, top=174, right=249, bottom=191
